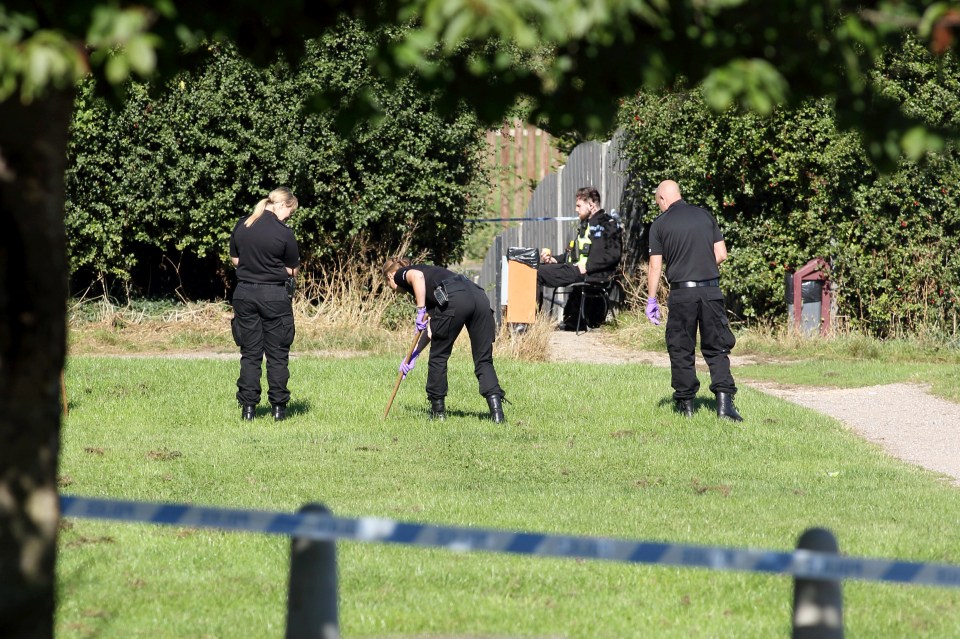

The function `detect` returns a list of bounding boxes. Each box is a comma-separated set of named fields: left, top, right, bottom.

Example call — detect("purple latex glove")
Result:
left=645, top=296, right=661, bottom=326
left=415, top=307, right=428, bottom=331
left=399, top=351, right=419, bottom=379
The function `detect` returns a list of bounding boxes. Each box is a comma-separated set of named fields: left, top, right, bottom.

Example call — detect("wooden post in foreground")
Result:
left=286, top=504, right=339, bottom=639
left=793, top=527, right=843, bottom=639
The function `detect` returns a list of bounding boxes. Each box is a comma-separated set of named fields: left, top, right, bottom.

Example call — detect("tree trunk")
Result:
left=0, top=89, right=72, bottom=638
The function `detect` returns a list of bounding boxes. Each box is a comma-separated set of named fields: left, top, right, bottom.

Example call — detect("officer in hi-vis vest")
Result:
left=538, top=186, right=622, bottom=330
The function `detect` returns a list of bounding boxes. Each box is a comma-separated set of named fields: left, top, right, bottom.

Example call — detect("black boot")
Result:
left=430, top=398, right=446, bottom=421
left=716, top=392, right=743, bottom=422
left=241, top=404, right=256, bottom=421
left=486, top=394, right=505, bottom=424
left=675, top=399, right=695, bottom=418
left=272, top=404, right=286, bottom=422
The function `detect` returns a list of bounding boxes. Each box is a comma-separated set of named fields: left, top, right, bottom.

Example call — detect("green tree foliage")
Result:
left=377, top=1, right=960, bottom=168
left=7, top=3, right=960, bottom=168
left=65, top=20, right=487, bottom=297
left=619, top=36, right=960, bottom=336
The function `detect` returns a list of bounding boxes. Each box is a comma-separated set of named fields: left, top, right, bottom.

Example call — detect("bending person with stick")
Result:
left=382, top=258, right=507, bottom=423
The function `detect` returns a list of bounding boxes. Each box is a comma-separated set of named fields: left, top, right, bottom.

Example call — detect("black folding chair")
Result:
left=549, top=275, right=624, bottom=335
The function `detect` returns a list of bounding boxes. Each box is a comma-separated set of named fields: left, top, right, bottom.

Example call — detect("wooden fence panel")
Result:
left=477, top=131, right=633, bottom=325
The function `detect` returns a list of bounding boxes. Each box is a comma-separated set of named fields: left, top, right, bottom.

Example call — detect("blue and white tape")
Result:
left=61, top=496, right=960, bottom=589
left=465, top=216, right=580, bottom=223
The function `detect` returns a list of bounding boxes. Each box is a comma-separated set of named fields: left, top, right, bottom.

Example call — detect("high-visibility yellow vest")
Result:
left=575, top=224, right=591, bottom=267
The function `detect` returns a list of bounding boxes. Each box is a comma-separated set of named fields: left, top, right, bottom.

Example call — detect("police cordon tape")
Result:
left=465, top=216, right=580, bottom=223
left=61, top=495, right=960, bottom=589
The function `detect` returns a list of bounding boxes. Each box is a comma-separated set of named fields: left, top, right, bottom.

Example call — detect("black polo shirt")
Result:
left=394, top=264, right=455, bottom=310
left=230, top=213, right=299, bottom=283
left=648, top=199, right=723, bottom=283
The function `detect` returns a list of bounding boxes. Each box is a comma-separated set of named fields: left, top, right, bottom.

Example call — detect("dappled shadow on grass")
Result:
left=237, top=399, right=311, bottom=421
left=442, top=408, right=496, bottom=421
left=284, top=399, right=310, bottom=418
left=389, top=404, right=497, bottom=423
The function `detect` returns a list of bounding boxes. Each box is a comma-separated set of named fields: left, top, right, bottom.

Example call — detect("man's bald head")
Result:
left=655, top=180, right=682, bottom=212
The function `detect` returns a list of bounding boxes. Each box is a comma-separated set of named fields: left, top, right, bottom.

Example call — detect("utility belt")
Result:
left=239, top=280, right=285, bottom=287
left=671, top=278, right=720, bottom=288
left=434, top=274, right=471, bottom=307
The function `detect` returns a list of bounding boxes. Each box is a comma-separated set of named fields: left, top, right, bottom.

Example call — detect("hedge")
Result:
left=618, top=36, right=960, bottom=337
left=65, top=18, right=487, bottom=299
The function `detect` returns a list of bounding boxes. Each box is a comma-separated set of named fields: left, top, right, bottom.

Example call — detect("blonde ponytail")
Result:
left=244, top=198, right=270, bottom=228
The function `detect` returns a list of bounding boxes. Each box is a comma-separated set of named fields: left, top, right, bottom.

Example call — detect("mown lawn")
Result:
left=57, top=354, right=960, bottom=638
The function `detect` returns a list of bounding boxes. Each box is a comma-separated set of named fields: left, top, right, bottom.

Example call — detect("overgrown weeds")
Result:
left=292, top=249, right=408, bottom=354
left=67, top=297, right=237, bottom=354
left=494, top=312, right=553, bottom=362
left=67, top=247, right=958, bottom=366
left=734, top=317, right=960, bottom=364
left=66, top=241, right=556, bottom=361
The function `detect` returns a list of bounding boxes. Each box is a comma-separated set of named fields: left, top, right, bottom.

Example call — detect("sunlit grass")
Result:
left=57, top=355, right=960, bottom=638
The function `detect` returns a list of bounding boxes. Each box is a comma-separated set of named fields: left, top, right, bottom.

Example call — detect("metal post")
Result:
left=493, top=234, right=503, bottom=327
left=793, top=528, right=843, bottom=639
left=286, top=504, right=339, bottom=639
left=555, top=216, right=564, bottom=267
left=556, top=164, right=564, bottom=223
left=601, top=140, right=609, bottom=204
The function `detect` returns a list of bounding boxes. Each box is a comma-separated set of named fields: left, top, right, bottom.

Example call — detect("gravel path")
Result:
left=548, top=330, right=960, bottom=486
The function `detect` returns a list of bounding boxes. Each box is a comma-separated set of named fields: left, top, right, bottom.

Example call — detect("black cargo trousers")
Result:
left=425, top=276, right=504, bottom=402
left=665, top=286, right=737, bottom=401
left=231, top=281, right=296, bottom=407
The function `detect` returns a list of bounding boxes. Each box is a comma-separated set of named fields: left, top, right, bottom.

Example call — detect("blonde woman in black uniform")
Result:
left=229, top=187, right=299, bottom=421
left=383, top=258, right=506, bottom=423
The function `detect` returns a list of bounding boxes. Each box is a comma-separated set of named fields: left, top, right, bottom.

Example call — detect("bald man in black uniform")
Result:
left=646, top=180, right=743, bottom=421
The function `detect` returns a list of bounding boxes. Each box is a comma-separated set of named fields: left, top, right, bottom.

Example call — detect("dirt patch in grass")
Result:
left=65, top=535, right=116, bottom=548
left=146, top=448, right=183, bottom=461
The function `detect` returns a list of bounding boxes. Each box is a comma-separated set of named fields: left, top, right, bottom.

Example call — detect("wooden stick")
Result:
left=60, top=368, right=68, bottom=417
left=383, top=326, right=425, bottom=419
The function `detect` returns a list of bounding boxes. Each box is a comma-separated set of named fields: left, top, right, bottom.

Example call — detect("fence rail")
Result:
left=61, top=495, right=960, bottom=638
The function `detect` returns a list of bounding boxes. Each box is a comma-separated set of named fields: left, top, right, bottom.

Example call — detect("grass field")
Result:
left=56, top=349, right=960, bottom=638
